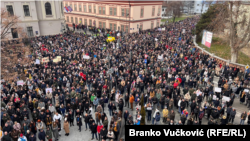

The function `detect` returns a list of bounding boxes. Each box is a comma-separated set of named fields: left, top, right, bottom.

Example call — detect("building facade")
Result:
left=194, top=1, right=210, bottom=14
left=1, top=0, right=65, bottom=39
left=64, top=0, right=163, bottom=33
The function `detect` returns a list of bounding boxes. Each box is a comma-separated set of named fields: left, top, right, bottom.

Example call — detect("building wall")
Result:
left=64, top=1, right=162, bottom=33
left=194, top=1, right=209, bottom=14
left=1, top=0, right=65, bottom=39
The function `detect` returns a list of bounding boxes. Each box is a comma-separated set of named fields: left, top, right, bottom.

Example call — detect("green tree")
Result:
left=195, top=4, right=222, bottom=42
left=140, top=95, right=146, bottom=125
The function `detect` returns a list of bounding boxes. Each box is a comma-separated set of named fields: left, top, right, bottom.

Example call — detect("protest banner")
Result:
left=42, top=57, right=49, bottom=63
left=83, top=55, right=90, bottom=59
left=244, top=89, right=249, bottom=93
left=213, top=95, right=217, bottom=100
left=53, top=58, right=59, bottom=63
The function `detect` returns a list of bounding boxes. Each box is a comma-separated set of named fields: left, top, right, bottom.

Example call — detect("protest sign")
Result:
left=42, top=57, right=49, bottom=63
left=35, top=59, right=40, bottom=64
left=162, top=28, right=165, bottom=31
left=46, top=88, right=53, bottom=94
left=17, top=80, right=24, bottom=86
left=56, top=56, right=61, bottom=61
left=53, top=58, right=59, bottom=63
left=222, top=96, right=230, bottom=103
left=83, top=55, right=90, bottom=59
left=244, top=89, right=249, bottom=93
left=215, top=87, right=221, bottom=92
left=213, top=95, right=217, bottom=100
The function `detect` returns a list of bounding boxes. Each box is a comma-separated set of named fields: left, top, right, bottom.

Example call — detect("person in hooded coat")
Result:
left=52, top=122, right=59, bottom=141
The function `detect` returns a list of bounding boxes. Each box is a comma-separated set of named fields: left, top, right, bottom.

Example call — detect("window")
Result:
left=99, top=7, right=101, bottom=14
left=121, top=9, right=124, bottom=17
left=126, top=9, right=129, bottom=17
left=197, top=4, right=199, bottom=6
left=158, top=8, right=160, bottom=15
left=71, top=17, right=73, bottom=23
left=152, top=7, right=155, bottom=16
left=114, top=24, right=116, bottom=31
left=140, top=8, right=144, bottom=17
left=75, top=17, right=78, bottom=24
left=27, top=27, right=33, bottom=37
left=99, top=7, right=105, bottom=14
left=140, top=24, right=143, bottom=30
left=151, top=23, right=154, bottom=29
left=121, top=25, right=124, bottom=32
left=84, top=19, right=87, bottom=25
left=103, top=22, right=106, bottom=29
left=93, top=20, right=96, bottom=26
left=79, top=18, right=82, bottom=24
left=11, top=28, right=18, bottom=38
left=67, top=16, right=69, bottom=22
left=88, top=20, right=92, bottom=26
left=102, top=7, right=105, bottom=14
left=6, top=5, right=14, bottom=16
left=89, top=5, right=91, bottom=13
left=45, top=2, right=52, bottom=15
left=99, top=22, right=102, bottom=28
left=84, top=5, right=86, bottom=12
left=162, top=9, right=164, bottom=11
left=23, top=5, right=30, bottom=16
left=110, top=7, right=112, bottom=15
left=157, top=22, right=159, bottom=27
left=61, top=2, right=64, bottom=15
left=114, top=8, right=116, bottom=16
left=94, top=6, right=96, bottom=13
left=79, top=4, right=82, bottom=11
left=110, top=23, right=112, bottom=30
left=125, top=25, right=128, bottom=33
left=74, top=4, right=77, bottom=11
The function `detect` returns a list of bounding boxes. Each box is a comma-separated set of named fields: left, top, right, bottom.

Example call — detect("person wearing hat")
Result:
left=36, top=119, right=44, bottom=131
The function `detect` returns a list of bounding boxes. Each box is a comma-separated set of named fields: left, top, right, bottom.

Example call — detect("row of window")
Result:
left=11, top=26, right=34, bottom=38
left=66, top=3, right=160, bottom=18
left=6, top=2, right=53, bottom=16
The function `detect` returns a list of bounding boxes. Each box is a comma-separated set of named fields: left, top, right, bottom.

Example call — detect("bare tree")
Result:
left=184, top=1, right=194, bottom=15
left=208, top=1, right=250, bottom=63
left=1, top=8, right=30, bottom=81
left=165, top=1, right=183, bottom=22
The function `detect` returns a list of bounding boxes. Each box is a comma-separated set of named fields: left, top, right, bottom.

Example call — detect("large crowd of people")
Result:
left=1, top=15, right=250, bottom=141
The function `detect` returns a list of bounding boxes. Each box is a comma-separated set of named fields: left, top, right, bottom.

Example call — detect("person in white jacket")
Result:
left=178, top=99, right=182, bottom=113
left=152, top=108, right=159, bottom=125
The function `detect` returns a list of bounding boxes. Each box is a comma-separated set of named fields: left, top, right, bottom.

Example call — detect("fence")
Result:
left=193, top=35, right=246, bottom=71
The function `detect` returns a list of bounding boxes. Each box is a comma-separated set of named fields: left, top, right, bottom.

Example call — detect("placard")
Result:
left=56, top=56, right=61, bottom=61
left=213, top=95, right=217, bottom=100
left=162, top=28, right=165, bottom=31
left=196, top=90, right=202, bottom=96
left=42, top=57, right=49, bottom=63
left=215, top=87, right=221, bottom=92
left=46, top=88, right=53, bottom=94
left=83, top=55, right=90, bottom=59
left=53, top=58, right=59, bottom=63
left=35, top=59, right=40, bottom=64
left=244, top=89, right=249, bottom=93
left=17, top=80, right=24, bottom=86
left=222, top=96, right=230, bottom=103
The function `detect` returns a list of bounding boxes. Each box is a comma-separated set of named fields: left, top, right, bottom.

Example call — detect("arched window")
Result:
left=45, top=2, right=52, bottom=15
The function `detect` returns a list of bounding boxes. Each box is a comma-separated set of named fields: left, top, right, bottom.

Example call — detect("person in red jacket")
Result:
left=173, top=80, right=179, bottom=89
left=97, top=123, right=103, bottom=140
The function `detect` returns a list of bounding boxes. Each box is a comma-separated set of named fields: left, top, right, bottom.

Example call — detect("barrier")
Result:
left=193, top=35, right=246, bottom=71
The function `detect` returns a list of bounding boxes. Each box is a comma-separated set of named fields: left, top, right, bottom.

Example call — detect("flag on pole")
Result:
left=68, top=6, right=73, bottom=12
left=64, top=6, right=69, bottom=12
